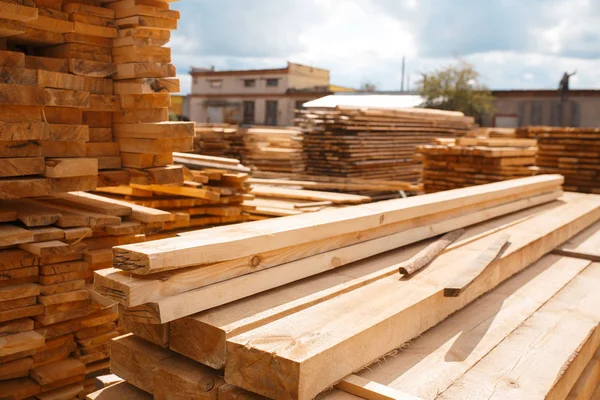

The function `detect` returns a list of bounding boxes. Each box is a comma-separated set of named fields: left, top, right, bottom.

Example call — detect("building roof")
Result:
left=492, top=89, right=600, bottom=97
left=190, top=62, right=328, bottom=77
left=303, top=94, right=424, bottom=109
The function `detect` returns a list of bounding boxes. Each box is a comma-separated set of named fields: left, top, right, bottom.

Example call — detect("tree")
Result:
left=360, top=81, right=377, bottom=92
left=417, top=59, right=494, bottom=122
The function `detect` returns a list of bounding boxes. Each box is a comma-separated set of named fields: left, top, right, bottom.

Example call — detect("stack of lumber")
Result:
left=109, top=0, right=192, bottom=187
left=295, top=106, right=473, bottom=182
left=241, top=126, right=306, bottom=173
left=88, top=175, right=600, bottom=400
left=94, top=166, right=254, bottom=236
left=517, top=126, right=600, bottom=194
left=193, top=124, right=244, bottom=161
left=0, top=50, right=98, bottom=199
left=0, top=0, right=189, bottom=201
left=416, top=136, right=539, bottom=193
left=0, top=194, right=142, bottom=399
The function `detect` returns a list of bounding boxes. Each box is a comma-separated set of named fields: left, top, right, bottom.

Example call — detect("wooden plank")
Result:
left=0, top=377, right=41, bottom=400
left=0, top=283, right=39, bottom=302
left=79, top=192, right=170, bottom=223
left=443, top=234, right=510, bottom=297
left=566, top=349, right=600, bottom=400
left=29, top=227, right=64, bottom=242
left=0, top=121, right=47, bottom=141
left=0, top=330, right=44, bottom=357
left=69, top=59, right=116, bottom=78
left=111, top=176, right=564, bottom=275
left=117, top=191, right=565, bottom=323
left=45, top=88, right=90, bottom=108
left=113, top=78, right=179, bottom=94
left=0, top=83, right=45, bottom=105
left=0, top=224, right=33, bottom=246
left=0, top=177, right=50, bottom=200
left=113, top=121, right=194, bottom=139
left=249, top=186, right=370, bottom=204
left=111, top=333, right=223, bottom=396
left=0, top=157, right=45, bottom=178
left=553, top=220, right=600, bottom=261
left=113, top=107, right=168, bottom=123
left=336, top=375, right=423, bottom=400
left=98, top=190, right=563, bottom=308
left=52, top=192, right=132, bottom=217
left=439, top=262, right=600, bottom=400
left=224, top=195, right=600, bottom=400
left=0, top=2, right=38, bottom=21
left=113, top=62, right=175, bottom=80
left=45, top=158, right=98, bottom=178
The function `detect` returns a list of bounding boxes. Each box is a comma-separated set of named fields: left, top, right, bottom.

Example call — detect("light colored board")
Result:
left=0, top=224, right=33, bottom=246
left=45, top=158, right=98, bottom=178
left=79, top=192, right=170, bottom=223
left=336, top=375, right=423, bottom=400
left=224, top=194, right=600, bottom=400
left=118, top=191, right=565, bottom=324
left=113, top=121, right=194, bottom=139
left=98, top=190, right=562, bottom=308
left=112, top=175, right=564, bottom=274
left=567, top=349, right=600, bottom=400
left=0, top=330, right=44, bottom=357
left=553, top=220, right=600, bottom=261
left=0, top=157, right=45, bottom=178
left=439, top=262, right=600, bottom=400
left=353, top=255, right=592, bottom=399
left=250, top=185, right=370, bottom=204
left=53, top=192, right=132, bottom=217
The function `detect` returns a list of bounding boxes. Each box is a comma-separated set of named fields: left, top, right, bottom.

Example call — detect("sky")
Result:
left=169, top=0, right=600, bottom=94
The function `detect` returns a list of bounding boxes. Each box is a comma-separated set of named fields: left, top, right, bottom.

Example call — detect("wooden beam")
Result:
left=342, top=255, right=592, bottom=399
left=336, top=375, right=423, bottom=400
left=112, top=175, right=564, bottom=275
left=98, top=190, right=561, bottom=310
left=224, top=194, right=600, bottom=400
left=553, top=220, right=600, bottom=261
left=439, top=263, right=600, bottom=400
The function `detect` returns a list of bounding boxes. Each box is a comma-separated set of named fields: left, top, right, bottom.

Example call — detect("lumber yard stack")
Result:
left=193, top=124, right=244, bottom=161
left=241, top=126, right=306, bottom=174
left=0, top=0, right=190, bottom=201
left=94, top=160, right=255, bottom=236
left=295, top=106, right=473, bottom=182
left=416, top=136, right=539, bottom=193
left=0, top=193, right=159, bottom=399
left=89, top=175, right=600, bottom=400
left=517, top=126, right=600, bottom=194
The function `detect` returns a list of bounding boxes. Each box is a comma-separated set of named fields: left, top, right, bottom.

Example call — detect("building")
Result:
left=187, top=62, right=333, bottom=126
left=485, top=89, right=600, bottom=128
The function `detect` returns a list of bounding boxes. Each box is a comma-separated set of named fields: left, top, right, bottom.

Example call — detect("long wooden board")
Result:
left=104, top=190, right=561, bottom=312
left=113, top=176, right=564, bottom=274
left=224, top=194, right=600, bottom=400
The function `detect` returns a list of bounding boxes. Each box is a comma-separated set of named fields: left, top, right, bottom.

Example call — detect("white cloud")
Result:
left=169, top=0, right=600, bottom=90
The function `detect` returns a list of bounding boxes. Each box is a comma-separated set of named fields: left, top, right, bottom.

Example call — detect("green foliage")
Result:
left=417, top=59, right=495, bottom=121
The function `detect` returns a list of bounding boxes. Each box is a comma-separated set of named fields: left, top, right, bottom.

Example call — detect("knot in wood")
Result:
left=250, top=255, right=262, bottom=268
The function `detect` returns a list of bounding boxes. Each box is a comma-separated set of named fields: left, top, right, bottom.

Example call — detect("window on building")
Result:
left=243, top=101, right=255, bottom=125
left=193, top=77, right=197, bottom=85
left=209, top=80, right=223, bottom=89
left=266, top=78, right=279, bottom=87
left=244, top=79, right=256, bottom=88
left=265, top=100, right=278, bottom=125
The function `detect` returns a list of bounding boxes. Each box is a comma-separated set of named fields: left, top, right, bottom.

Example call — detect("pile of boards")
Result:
left=95, top=156, right=254, bottom=237
left=241, top=126, right=306, bottom=174
left=517, top=126, right=600, bottom=194
left=88, top=175, right=600, bottom=400
left=295, top=106, right=473, bottom=182
left=416, top=136, right=539, bottom=193
left=0, top=0, right=191, bottom=200
left=193, top=124, right=245, bottom=161
left=0, top=192, right=157, bottom=399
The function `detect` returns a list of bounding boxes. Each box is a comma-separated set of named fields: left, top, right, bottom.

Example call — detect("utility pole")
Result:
left=401, top=56, right=405, bottom=92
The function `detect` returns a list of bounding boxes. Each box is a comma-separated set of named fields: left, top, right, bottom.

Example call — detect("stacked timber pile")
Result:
left=241, top=126, right=306, bottom=173
left=295, top=107, right=473, bottom=182
left=193, top=124, right=244, bottom=160
left=0, top=0, right=189, bottom=200
left=0, top=194, right=157, bottom=398
left=243, top=183, right=371, bottom=218
left=416, top=136, right=539, bottom=193
left=94, top=157, right=254, bottom=236
left=90, top=175, right=600, bottom=400
left=517, top=126, right=600, bottom=194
